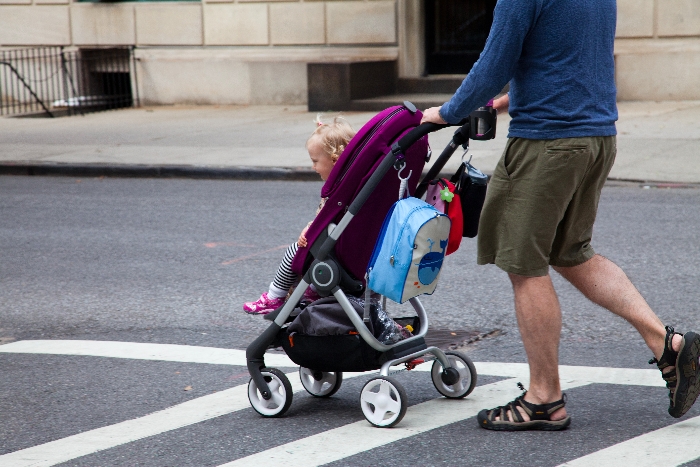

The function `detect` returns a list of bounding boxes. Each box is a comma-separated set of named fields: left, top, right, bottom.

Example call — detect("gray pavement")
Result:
left=2, top=177, right=700, bottom=466
left=1, top=100, right=699, bottom=183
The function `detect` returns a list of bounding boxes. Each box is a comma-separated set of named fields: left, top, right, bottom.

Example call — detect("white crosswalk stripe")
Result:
left=558, top=415, right=700, bottom=467
left=0, top=340, right=697, bottom=467
left=0, top=339, right=296, bottom=368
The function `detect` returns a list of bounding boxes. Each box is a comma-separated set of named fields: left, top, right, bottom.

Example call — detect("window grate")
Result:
left=0, top=46, right=139, bottom=118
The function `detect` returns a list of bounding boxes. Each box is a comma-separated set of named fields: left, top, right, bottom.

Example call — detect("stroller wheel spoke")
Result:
left=320, top=372, right=337, bottom=386
left=270, top=390, right=286, bottom=408
left=369, top=407, right=391, bottom=425
left=311, top=379, right=324, bottom=393
left=360, top=390, right=381, bottom=406
left=258, top=393, right=274, bottom=409
left=267, top=378, right=281, bottom=393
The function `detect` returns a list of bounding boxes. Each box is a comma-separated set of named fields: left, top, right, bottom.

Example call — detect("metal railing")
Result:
left=0, top=46, right=138, bottom=118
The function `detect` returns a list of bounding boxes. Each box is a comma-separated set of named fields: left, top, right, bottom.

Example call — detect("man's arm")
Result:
left=421, top=93, right=508, bottom=125
left=423, top=0, right=536, bottom=125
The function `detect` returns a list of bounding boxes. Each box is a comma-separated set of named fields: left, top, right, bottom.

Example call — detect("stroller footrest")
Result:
left=386, top=337, right=427, bottom=360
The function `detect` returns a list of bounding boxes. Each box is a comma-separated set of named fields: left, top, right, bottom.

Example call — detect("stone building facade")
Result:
left=0, top=0, right=698, bottom=105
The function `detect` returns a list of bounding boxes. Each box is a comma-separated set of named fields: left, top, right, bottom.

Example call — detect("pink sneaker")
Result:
left=243, top=292, right=284, bottom=315
left=302, top=287, right=322, bottom=303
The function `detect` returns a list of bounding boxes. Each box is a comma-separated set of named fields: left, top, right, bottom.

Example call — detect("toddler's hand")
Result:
left=298, top=226, right=309, bottom=247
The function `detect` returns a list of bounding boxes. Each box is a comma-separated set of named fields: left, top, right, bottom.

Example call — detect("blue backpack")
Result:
left=367, top=197, right=451, bottom=303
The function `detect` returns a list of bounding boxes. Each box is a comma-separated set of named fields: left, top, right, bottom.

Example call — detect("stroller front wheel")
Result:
left=359, top=376, right=408, bottom=428
left=248, top=368, right=293, bottom=417
left=431, top=351, right=477, bottom=399
left=299, top=367, right=343, bottom=397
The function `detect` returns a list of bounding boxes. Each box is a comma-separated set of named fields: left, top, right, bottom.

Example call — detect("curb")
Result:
left=0, top=162, right=461, bottom=182
left=2, top=162, right=699, bottom=187
left=0, top=163, right=321, bottom=181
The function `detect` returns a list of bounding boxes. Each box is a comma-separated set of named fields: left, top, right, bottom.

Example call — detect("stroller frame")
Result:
left=246, top=102, right=497, bottom=426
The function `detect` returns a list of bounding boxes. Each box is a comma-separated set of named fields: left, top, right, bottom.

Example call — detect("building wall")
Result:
left=1, top=0, right=699, bottom=103
left=616, top=0, right=700, bottom=100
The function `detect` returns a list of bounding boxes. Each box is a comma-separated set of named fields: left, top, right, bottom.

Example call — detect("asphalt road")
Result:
left=1, top=176, right=699, bottom=466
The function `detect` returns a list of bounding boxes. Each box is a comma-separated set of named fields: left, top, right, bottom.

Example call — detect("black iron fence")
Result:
left=0, top=46, right=138, bottom=118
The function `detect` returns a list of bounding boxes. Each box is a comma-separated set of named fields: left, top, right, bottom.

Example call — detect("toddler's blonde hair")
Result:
left=307, top=115, right=356, bottom=163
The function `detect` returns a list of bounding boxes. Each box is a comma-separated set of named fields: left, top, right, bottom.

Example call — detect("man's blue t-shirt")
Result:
left=439, top=0, right=618, bottom=139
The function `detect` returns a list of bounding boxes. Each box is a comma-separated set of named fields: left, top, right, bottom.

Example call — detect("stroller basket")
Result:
left=246, top=101, right=497, bottom=427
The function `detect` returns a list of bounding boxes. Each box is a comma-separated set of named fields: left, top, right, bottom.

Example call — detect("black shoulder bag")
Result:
left=450, top=159, right=488, bottom=238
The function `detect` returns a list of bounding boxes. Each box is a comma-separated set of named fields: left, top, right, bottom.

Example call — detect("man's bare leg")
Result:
left=496, top=273, right=568, bottom=422
left=552, top=254, right=679, bottom=359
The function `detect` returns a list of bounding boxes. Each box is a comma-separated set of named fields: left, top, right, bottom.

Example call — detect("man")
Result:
left=421, top=0, right=700, bottom=431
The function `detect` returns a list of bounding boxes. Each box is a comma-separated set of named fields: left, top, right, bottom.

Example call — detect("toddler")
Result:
left=243, top=116, right=356, bottom=314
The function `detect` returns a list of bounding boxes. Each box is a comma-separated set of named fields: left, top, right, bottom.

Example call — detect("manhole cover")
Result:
left=424, top=329, right=481, bottom=349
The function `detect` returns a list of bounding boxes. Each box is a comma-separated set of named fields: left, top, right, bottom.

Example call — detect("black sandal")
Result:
left=649, top=326, right=700, bottom=418
left=477, top=383, right=571, bottom=431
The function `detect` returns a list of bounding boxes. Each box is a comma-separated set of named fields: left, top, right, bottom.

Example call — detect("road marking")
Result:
left=0, top=340, right=679, bottom=467
left=558, top=415, right=700, bottom=466
left=218, top=377, right=588, bottom=467
left=0, top=339, right=296, bottom=368
left=448, top=362, right=665, bottom=388
left=0, top=340, right=666, bottom=387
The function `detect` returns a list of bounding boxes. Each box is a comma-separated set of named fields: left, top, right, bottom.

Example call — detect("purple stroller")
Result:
left=246, top=101, right=496, bottom=427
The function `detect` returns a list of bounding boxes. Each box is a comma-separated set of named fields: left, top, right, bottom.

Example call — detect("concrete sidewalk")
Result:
left=1, top=100, right=699, bottom=183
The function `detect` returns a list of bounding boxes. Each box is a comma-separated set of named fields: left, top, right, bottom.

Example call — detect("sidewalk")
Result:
left=1, top=100, right=699, bottom=184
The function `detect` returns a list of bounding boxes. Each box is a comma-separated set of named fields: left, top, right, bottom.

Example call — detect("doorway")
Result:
left=425, top=0, right=497, bottom=75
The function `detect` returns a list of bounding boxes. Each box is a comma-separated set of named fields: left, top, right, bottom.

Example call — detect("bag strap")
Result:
left=451, top=153, right=475, bottom=188
left=363, top=273, right=372, bottom=323
left=450, top=162, right=466, bottom=187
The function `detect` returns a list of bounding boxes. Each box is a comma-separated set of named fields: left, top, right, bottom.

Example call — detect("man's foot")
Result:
left=477, top=383, right=571, bottom=431
left=243, top=292, right=284, bottom=315
left=650, top=326, right=700, bottom=418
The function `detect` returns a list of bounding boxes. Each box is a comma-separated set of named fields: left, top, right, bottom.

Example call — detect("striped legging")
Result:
left=272, top=242, right=299, bottom=292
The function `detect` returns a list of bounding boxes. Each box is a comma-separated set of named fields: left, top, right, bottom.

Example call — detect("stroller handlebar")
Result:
left=395, top=119, right=467, bottom=153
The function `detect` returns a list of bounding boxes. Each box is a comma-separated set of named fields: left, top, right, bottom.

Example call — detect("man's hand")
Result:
left=420, top=106, right=447, bottom=125
left=493, top=94, right=510, bottom=114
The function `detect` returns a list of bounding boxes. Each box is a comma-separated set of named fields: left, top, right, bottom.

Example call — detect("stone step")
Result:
left=349, top=93, right=454, bottom=112
left=397, top=75, right=465, bottom=94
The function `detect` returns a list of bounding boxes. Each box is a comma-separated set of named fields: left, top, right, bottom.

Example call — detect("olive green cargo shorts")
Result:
left=477, top=136, right=616, bottom=277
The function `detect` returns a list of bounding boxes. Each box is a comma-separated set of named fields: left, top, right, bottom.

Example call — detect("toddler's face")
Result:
left=308, top=138, right=335, bottom=181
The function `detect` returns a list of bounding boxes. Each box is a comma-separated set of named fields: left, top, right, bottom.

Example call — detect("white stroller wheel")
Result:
left=248, top=368, right=293, bottom=417
left=359, top=376, right=408, bottom=428
left=299, top=367, right=343, bottom=398
left=431, top=351, right=477, bottom=399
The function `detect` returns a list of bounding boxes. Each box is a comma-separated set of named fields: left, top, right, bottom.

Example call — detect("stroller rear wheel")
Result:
left=248, top=368, right=293, bottom=417
left=431, top=351, right=477, bottom=399
left=360, top=376, right=408, bottom=428
left=299, top=367, right=343, bottom=397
